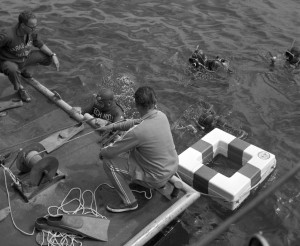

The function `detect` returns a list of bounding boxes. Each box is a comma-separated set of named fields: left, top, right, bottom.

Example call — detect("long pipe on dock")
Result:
left=27, top=78, right=98, bottom=128
left=197, top=163, right=300, bottom=246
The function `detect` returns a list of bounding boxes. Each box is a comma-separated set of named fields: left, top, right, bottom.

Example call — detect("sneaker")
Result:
left=106, top=201, right=138, bottom=213
left=21, top=70, right=33, bottom=78
left=18, top=89, right=31, bottom=102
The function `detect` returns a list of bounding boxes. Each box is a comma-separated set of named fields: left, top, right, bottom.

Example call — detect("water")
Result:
left=1, top=0, right=300, bottom=245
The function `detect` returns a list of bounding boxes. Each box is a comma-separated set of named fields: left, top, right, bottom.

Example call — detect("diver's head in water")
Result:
left=206, top=57, right=233, bottom=73
left=95, top=88, right=114, bottom=110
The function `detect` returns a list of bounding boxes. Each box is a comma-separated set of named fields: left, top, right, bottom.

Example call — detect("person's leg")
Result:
left=22, top=50, right=52, bottom=76
left=103, top=156, right=137, bottom=207
left=0, top=60, right=31, bottom=102
left=0, top=61, right=22, bottom=90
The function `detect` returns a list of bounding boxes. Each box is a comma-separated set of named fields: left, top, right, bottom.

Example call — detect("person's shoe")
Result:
left=106, top=201, right=138, bottom=213
left=21, top=70, right=33, bottom=79
left=18, top=89, right=31, bottom=102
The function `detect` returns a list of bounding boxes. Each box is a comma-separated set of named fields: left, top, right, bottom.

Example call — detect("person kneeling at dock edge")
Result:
left=99, top=86, right=179, bottom=213
left=0, top=10, right=60, bottom=102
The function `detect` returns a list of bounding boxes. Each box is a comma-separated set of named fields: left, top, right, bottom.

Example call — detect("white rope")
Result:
left=131, top=188, right=153, bottom=200
left=47, top=184, right=113, bottom=219
left=2, top=167, right=35, bottom=236
left=1, top=164, right=21, bottom=185
left=2, top=161, right=153, bottom=244
left=38, top=183, right=115, bottom=246
left=37, top=230, right=83, bottom=246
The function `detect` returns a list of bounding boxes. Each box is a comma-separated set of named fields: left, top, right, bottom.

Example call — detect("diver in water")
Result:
left=188, top=46, right=233, bottom=73
left=196, top=106, right=248, bottom=139
left=72, top=88, right=125, bottom=127
left=270, top=46, right=300, bottom=68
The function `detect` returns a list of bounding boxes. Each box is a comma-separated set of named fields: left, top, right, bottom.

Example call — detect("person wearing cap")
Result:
left=99, top=86, right=179, bottom=213
left=270, top=46, right=300, bottom=68
left=0, top=10, right=60, bottom=102
left=80, top=88, right=124, bottom=127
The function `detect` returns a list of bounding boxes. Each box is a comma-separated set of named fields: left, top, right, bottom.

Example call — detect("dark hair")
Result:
left=134, top=86, right=157, bottom=109
left=18, top=11, right=36, bottom=25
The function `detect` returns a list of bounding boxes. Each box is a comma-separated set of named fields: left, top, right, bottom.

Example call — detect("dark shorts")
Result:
left=0, top=50, right=52, bottom=73
left=0, top=50, right=52, bottom=90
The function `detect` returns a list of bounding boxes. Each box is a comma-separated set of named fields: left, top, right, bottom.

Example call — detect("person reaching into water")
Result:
left=270, top=46, right=300, bottom=68
left=75, top=88, right=124, bottom=127
left=0, top=10, right=60, bottom=102
left=99, top=86, right=179, bottom=212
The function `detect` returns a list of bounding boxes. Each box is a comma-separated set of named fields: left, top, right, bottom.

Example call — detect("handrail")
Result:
left=197, top=163, right=300, bottom=246
left=124, top=176, right=200, bottom=246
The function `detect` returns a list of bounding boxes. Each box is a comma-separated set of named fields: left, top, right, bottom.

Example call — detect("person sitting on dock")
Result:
left=80, top=88, right=124, bottom=127
left=0, top=10, right=60, bottom=103
left=99, top=86, right=179, bottom=213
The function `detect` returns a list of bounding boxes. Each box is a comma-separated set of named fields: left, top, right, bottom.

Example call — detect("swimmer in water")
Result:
left=188, top=46, right=233, bottom=73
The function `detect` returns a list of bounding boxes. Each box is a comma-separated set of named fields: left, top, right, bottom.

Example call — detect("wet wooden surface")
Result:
left=0, top=75, right=183, bottom=246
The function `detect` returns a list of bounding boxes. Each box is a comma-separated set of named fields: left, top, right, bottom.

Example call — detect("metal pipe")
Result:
left=197, top=163, right=300, bottom=246
left=26, top=78, right=98, bottom=128
left=124, top=176, right=200, bottom=246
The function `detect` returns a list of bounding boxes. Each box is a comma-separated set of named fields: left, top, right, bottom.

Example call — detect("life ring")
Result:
left=178, top=128, right=276, bottom=210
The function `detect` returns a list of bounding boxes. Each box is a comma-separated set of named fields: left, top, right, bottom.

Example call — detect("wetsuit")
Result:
left=82, top=100, right=124, bottom=123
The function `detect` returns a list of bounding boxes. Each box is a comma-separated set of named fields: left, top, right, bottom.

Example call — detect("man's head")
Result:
left=134, top=86, right=157, bottom=111
left=95, top=88, right=114, bottom=109
left=18, top=10, right=38, bottom=34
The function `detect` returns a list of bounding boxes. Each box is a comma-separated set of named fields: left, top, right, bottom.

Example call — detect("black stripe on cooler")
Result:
left=193, top=165, right=218, bottom=194
left=228, top=138, right=251, bottom=165
left=238, top=163, right=261, bottom=187
left=191, top=140, right=213, bottom=163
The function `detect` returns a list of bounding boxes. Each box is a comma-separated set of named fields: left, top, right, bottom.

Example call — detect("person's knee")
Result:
left=42, top=55, right=52, bottom=66
left=37, top=52, right=52, bottom=66
left=27, top=51, right=52, bottom=66
left=1, top=61, right=19, bottom=75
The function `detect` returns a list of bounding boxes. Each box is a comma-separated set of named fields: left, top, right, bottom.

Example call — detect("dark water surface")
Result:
left=1, top=0, right=300, bottom=245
